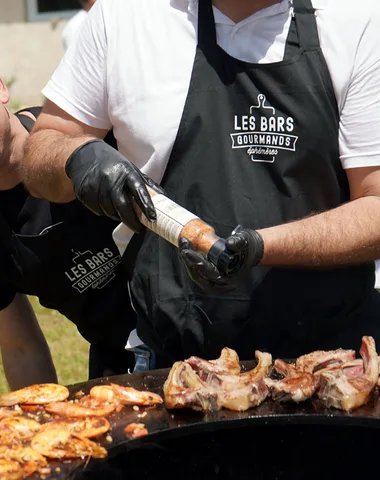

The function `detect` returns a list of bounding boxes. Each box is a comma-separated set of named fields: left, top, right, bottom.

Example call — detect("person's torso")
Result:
left=0, top=115, right=134, bottom=349
left=125, top=0, right=378, bottom=363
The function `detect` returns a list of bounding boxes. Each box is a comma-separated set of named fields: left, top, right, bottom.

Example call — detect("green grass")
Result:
left=0, top=297, right=89, bottom=393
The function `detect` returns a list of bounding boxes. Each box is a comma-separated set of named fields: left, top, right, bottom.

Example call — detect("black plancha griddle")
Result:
left=29, top=361, right=380, bottom=479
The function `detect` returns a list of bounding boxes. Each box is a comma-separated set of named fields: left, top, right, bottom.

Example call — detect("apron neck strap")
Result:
left=198, top=0, right=217, bottom=49
left=16, top=113, right=35, bottom=133
left=293, top=0, right=320, bottom=50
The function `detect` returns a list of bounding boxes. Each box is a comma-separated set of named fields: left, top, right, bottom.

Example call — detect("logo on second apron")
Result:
left=64, top=248, right=122, bottom=293
left=230, top=94, right=298, bottom=163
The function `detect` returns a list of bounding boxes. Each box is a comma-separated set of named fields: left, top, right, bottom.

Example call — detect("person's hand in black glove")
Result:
left=179, top=226, right=264, bottom=292
left=65, top=139, right=164, bottom=232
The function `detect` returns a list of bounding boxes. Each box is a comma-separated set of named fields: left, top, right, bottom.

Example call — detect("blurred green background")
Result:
left=0, top=296, right=89, bottom=394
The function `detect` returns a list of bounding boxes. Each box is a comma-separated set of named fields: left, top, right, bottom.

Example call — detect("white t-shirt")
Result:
left=375, top=261, right=380, bottom=289
left=61, top=10, right=87, bottom=52
left=43, top=0, right=380, bottom=347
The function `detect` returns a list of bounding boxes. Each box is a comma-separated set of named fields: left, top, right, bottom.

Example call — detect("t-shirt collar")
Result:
left=187, top=0, right=292, bottom=24
left=185, top=0, right=325, bottom=24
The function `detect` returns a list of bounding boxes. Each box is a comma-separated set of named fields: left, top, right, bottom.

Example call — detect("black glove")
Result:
left=65, top=139, right=164, bottom=232
left=179, top=226, right=264, bottom=292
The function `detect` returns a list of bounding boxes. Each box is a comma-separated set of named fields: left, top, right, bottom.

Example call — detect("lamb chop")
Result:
left=317, top=336, right=378, bottom=411
left=296, top=348, right=356, bottom=374
left=163, top=361, right=220, bottom=412
left=185, top=347, right=241, bottom=381
left=315, top=357, right=380, bottom=386
left=202, top=351, right=272, bottom=411
left=265, top=359, right=319, bottom=403
left=163, top=351, right=272, bottom=412
left=315, top=359, right=364, bottom=378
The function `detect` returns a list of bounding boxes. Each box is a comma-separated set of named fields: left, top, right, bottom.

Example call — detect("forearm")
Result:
left=1, top=344, right=57, bottom=391
left=21, top=130, right=93, bottom=202
left=258, top=196, right=380, bottom=267
left=0, top=295, right=57, bottom=390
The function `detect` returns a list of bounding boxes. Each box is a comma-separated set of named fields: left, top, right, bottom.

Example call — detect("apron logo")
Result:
left=230, top=94, right=298, bottom=163
left=64, top=248, right=121, bottom=294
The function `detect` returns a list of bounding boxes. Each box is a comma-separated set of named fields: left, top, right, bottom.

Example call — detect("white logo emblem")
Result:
left=230, top=94, right=298, bottom=163
left=64, top=248, right=122, bottom=293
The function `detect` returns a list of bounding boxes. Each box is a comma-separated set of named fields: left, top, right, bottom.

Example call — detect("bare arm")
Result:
left=258, top=167, right=380, bottom=266
left=21, top=100, right=108, bottom=202
left=0, top=294, right=57, bottom=390
left=0, top=111, right=35, bottom=191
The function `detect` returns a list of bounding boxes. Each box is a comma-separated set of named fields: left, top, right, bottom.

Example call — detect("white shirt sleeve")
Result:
left=42, top=0, right=111, bottom=130
left=61, top=10, right=88, bottom=52
left=339, top=6, right=380, bottom=169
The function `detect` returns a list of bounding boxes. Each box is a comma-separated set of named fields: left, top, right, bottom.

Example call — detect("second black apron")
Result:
left=0, top=113, right=136, bottom=376
left=128, top=0, right=379, bottom=364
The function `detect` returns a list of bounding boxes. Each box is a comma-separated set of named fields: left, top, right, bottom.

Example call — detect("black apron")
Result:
left=127, top=0, right=380, bottom=365
left=0, top=112, right=136, bottom=377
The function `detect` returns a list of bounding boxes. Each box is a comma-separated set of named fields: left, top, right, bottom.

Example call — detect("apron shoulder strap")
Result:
left=15, top=108, right=39, bottom=133
left=293, top=0, right=320, bottom=51
left=16, top=114, right=35, bottom=133
left=197, top=0, right=217, bottom=49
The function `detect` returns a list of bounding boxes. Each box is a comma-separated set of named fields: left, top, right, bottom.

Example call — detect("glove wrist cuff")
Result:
left=65, top=139, right=104, bottom=179
left=249, top=229, right=264, bottom=266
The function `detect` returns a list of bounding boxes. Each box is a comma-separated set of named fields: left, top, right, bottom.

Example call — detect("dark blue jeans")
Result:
left=132, top=345, right=156, bottom=373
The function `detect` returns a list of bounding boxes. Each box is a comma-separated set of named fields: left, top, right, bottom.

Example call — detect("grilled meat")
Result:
left=163, top=362, right=220, bottom=412
left=317, top=336, right=378, bottom=411
left=165, top=338, right=380, bottom=413
left=215, top=351, right=272, bottom=411
left=164, top=351, right=272, bottom=412
left=186, top=347, right=241, bottom=380
left=296, top=348, right=356, bottom=374
left=315, top=359, right=364, bottom=377
left=315, top=357, right=380, bottom=386
left=265, top=359, right=319, bottom=403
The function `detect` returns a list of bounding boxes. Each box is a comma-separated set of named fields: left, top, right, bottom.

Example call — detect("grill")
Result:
left=30, top=363, right=380, bottom=479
